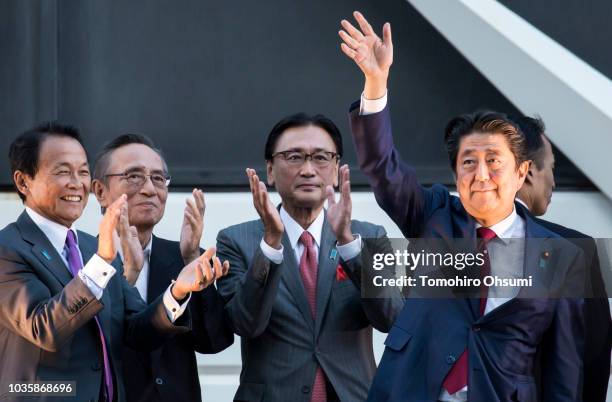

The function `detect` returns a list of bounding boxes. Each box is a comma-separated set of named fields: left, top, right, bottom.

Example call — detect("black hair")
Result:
left=444, top=110, right=527, bottom=172
left=264, top=113, right=343, bottom=160
left=93, top=133, right=167, bottom=182
left=9, top=122, right=85, bottom=202
left=510, top=115, right=547, bottom=170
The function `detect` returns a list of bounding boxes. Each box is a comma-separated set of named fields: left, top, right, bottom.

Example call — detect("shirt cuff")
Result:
left=359, top=91, right=388, bottom=115
left=163, top=284, right=191, bottom=323
left=260, top=238, right=284, bottom=264
left=79, top=254, right=117, bottom=299
left=336, top=234, right=362, bottom=261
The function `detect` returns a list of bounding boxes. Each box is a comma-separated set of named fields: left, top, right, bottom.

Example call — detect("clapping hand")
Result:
left=98, top=194, right=127, bottom=263
left=180, top=189, right=205, bottom=264
left=171, top=247, right=230, bottom=300
left=246, top=168, right=284, bottom=249
left=117, top=202, right=144, bottom=285
left=326, top=165, right=354, bottom=245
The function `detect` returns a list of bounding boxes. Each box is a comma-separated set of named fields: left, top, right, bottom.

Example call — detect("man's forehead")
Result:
left=109, top=143, right=165, bottom=169
left=276, top=126, right=336, bottom=151
left=459, top=132, right=510, bottom=153
left=39, top=136, right=87, bottom=164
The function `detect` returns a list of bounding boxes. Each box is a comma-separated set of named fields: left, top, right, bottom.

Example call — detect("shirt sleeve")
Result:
left=336, top=234, right=362, bottom=261
left=163, top=285, right=192, bottom=322
left=78, top=253, right=117, bottom=300
left=359, top=91, right=388, bottom=115
left=260, top=238, right=284, bottom=264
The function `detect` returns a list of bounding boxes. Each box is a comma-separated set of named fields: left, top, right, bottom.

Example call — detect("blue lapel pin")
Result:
left=329, top=249, right=338, bottom=260
left=41, top=249, right=52, bottom=260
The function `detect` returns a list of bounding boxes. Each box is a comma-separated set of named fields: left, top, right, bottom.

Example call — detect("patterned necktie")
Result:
left=65, top=230, right=114, bottom=402
left=299, top=231, right=327, bottom=402
left=442, top=226, right=497, bottom=395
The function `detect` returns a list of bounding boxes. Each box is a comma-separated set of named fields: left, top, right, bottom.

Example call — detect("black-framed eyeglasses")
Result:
left=271, top=150, right=339, bottom=167
left=105, top=171, right=171, bottom=189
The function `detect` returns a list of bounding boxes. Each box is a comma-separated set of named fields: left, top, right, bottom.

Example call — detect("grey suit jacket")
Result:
left=216, top=213, right=404, bottom=402
left=0, top=212, right=190, bottom=402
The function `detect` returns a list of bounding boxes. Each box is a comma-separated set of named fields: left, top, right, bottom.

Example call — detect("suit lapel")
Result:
left=17, top=212, right=73, bottom=287
left=280, top=231, right=315, bottom=332
left=314, top=216, right=337, bottom=337
left=147, top=236, right=179, bottom=304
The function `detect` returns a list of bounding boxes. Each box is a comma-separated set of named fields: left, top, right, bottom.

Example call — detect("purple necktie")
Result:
left=299, top=231, right=327, bottom=402
left=65, top=230, right=114, bottom=402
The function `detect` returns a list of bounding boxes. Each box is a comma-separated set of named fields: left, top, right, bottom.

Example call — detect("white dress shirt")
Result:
left=26, top=207, right=187, bottom=323
left=260, top=207, right=362, bottom=264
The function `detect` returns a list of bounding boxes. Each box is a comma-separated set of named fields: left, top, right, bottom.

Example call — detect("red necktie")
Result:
left=442, top=227, right=497, bottom=394
left=299, top=231, right=327, bottom=402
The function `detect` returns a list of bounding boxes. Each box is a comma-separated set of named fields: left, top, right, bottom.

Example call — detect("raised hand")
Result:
left=98, top=194, right=127, bottom=263
left=180, top=188, right=205, bottom=264
left=246, top=168, right=284, bottom=249
left=117, top=203, right=144, bottom=285
left=339, top=11, right=393, bottom=99
left=326, top=165, right=354, bottom=245
left=171, top=247, right=230, bottom=300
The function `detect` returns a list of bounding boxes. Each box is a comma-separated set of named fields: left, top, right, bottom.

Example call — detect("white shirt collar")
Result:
left=25, top=207, right=78, bottom=257
left=280, top=206, right=325, bottom=250
left=515, top=197, right=529, bottom=210
left=475, top=206, right=522, bottom=243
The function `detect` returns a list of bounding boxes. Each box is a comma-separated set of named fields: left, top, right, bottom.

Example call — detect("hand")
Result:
left=339, top=11, right=393, bottom=99
left=326, top=165, right=353, bottom=245
left=117, top=203, right=144, bottom=285
left=180, top=188, right=205, bottom=264
left=98, top=194, right=127, bottom=263
left=171, top=247, right=230, bottom=300
left=246, top=168, right=284, bottom=249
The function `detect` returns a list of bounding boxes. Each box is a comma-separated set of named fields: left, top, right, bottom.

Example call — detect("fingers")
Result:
left=339, top=29, right=360, bottom=50
left=340, top=43, right=358, bottom=61
left=340, top=165, right=352, bottom=202
left=118, top=203, right=130, bottom=238
left=221, top=260, right=230, bottom=277
left=212, top=256, right=222, bottom=281
left=354, top=11, right=375, bottom=37
left=199, top=256, right=214, bottom=287
left=192, top=188, right=205, bottom=215
left=382, top=22, right=392, bottom=47
left=202, top=246, right=216, bottom=261
left=325, top=185, right=336, bottom=207
left=184, top=207, right=198, bottom=228
left=340, top=19, right=365, bottom=41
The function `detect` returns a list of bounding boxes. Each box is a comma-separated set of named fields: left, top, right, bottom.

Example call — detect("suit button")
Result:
left=91, top=362, right=102, bottom=371
left=446, top=355, right=456, bottom=364
left=473, top=325, right=481, bottom=332
left=301, top=385, right=310, bottom=394
left=155, top=377, right=164, bottom=385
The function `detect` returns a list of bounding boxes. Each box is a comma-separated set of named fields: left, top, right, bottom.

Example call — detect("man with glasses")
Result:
left=92, top=134, right=233, bottom=402
left=216, top=113, right=403, bottom=402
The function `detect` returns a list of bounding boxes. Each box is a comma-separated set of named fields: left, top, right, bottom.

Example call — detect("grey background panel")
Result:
left=500, top=0, right=612, bottom=80
left=0, top=0, right=594, bottom=189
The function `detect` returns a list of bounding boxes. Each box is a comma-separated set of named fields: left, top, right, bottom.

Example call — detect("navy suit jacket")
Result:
left=349, top=104, right=586, bottom=402
left=122, top=236, right=233, bottom=402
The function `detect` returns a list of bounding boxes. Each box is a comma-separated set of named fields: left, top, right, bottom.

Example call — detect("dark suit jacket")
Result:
left=122, top=236, right=234, bottom=402
left=216, top=213, right=404, bottom=402
left=349, top=104, right=586, bottom=402
left=531, top=217, right=611, bottom=402
left=0, top=212, right=190, bottom=402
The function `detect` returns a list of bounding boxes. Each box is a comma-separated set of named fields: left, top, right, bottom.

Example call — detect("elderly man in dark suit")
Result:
left=91, top=134, right=233, bottom=402
left=216, top=113, right=404, bottom=402
left=0, top=123, right=223, bottom=402
left=339, top=12, right=586, bottom=402
left=513, top=115, right=611, bottom=402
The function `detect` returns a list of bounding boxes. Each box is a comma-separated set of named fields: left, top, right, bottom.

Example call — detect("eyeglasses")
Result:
left=105, top=171, right=171, bottom=189
left=271, top=150, right=339, bottom=167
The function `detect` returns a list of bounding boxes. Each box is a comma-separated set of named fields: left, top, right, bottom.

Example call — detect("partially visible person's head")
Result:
left=444, top=110, right=530, bottom=226
left=512, top=115, right=555, bottom=216
left=265, top=113, right=343, bottom=211
left=92, top=134, right=169, bottom=231
left=9, top=122, right=90, bottom=227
